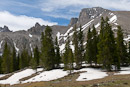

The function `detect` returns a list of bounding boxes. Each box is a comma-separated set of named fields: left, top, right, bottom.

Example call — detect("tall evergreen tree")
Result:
left=63, top=34, right=74, bottom=71
left=85, top=27, right=93, bottom=66
left=68, top=48, right=74, bottom=74
left=11, top=46, right=17, bottom=72
left=73, top=25, right=81, bottom=69
left=2, top=42, right=12, bottom=73
left=54, top=36, right=61, bottom=68
left=97, top=17, right=116, bottom=71
left=63, top=34, right=70, bottom=70
left=78, top=25, right=84, bottom=65
left=16, top=53, right=20, bottom=70
left=33, top=46, right=40, bottom=66
left=116, top=26, right=128, bottom=67
left=41, top=26, right=55, bottom=70
left=0, top=56, right=2, bottom=73
left=91, top=25, right=98, bottom=65
left=19, top=48, right=30, bottom=69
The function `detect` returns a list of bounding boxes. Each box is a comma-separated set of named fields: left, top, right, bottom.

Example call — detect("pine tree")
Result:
left=116, top=26, right=128, bottom=67
left=20, top=48, right=30, bottom=69
left=54, top=36, right=61, bottom=68
left=11, top=46, right=17, bottom=72
left=16, top=53, right=20, bottom=70
left=97, top=17, right=105, bottom=65
left=63, top=34, right=70, bottom=70
left=91, top=25, right=98, bottom=65
left=78, top=25, right=84, bottom=65
left=0, top=56, right=2, bottom=73
left=68, top=48, right=74, bottom=74
left=33, top=46, right=40, bottom=66
left=41, top=26, right=55, bottom=70
left=85, top=27, right=93, bottom=66
left=97, top=17, right=116, bottom=71
left=30, top=56, right=37, bottom=70
left=73, top=25, right=81, bottom=69
left=63, top=34, right=74, bottom=71
left=2, top=42, right=12, bottom=73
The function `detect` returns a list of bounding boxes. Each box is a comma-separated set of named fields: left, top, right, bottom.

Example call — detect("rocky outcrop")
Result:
left=69, top=18, right=78, bottom=26
left=0, top=26, right=12, bottom=32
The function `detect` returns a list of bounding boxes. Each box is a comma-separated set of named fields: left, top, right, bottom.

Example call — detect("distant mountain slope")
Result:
left=0, top=7, right=130, bottom=54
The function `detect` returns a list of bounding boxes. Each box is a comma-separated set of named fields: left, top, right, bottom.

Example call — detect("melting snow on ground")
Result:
left=1, top=66, right=130, bottom=85
left=76, top=68, right=108, bottom=81
left=0, top=69, right=36, bottom=85
left=115, top=67, right=130, bottom=75
left=22, top=69, right=68, bottom=83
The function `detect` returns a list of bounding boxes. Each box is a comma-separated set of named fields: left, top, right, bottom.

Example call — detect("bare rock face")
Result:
left=0, top=26, right=12, bottom=32
left=28, top=22, right=45, bottom=35
left=69, top=18, right=78, bottom=26
left=79, top=7, right=108, bottom=25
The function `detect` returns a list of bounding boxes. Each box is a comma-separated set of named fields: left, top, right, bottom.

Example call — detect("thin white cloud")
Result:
left=0, top=11, right=57, bottom=31
left=40, top=0, right=130, bottom=19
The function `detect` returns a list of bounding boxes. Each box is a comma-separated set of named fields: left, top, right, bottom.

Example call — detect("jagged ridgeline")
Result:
left=0, top=7, right=130, bottom=55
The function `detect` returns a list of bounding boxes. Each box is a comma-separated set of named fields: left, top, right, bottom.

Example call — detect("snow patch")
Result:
left=56, top=32, right=60, bottom=42
left=109, top=12, right=114, bottom=16
left=64, top=27, right=73, bottom=37
left=115, top=67, right=130, bottom=75
left=29, top=34, right=33, bottom=37
left=59, top=44, right=65, bottom=53
left=95, top=23, right=100, bottom=28
left=13, top=42, right=19, bottom=53
left=22, top=69, right=68, bottom=83
left=82, top=19, right=94, bottom=31
left=0, top=40, right=3, bottom=49
left=109, top=15, right=117, bottom=23
left=76, top=68, right=107, bottom=81
left=0, top=69, right=36, bottom=85
left=124, top=35, right=130, bottom=41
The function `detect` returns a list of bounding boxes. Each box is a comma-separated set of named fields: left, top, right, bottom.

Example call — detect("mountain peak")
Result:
left=0, top=25, right=11, bottom=32
left=78, top=7, right=108, bottom=25
left=35, top=22, right=41, bottom=28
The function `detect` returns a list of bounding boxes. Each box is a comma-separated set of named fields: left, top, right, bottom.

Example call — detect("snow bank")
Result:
left=22, top=69, right=68, bottom=83
left=0, top=74, right=6, bottom=78
left=0, top=69, right=36, bottom=85
left=115, top=67, right=130, bottom=75
left=76, top=68, right=107, bottom=81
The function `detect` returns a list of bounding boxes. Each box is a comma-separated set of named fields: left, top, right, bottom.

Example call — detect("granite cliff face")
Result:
left=0, top=7, right=130, bottom=54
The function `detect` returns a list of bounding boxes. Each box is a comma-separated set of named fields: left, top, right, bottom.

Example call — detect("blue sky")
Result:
left=0, top=0, right=130, bottom=31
